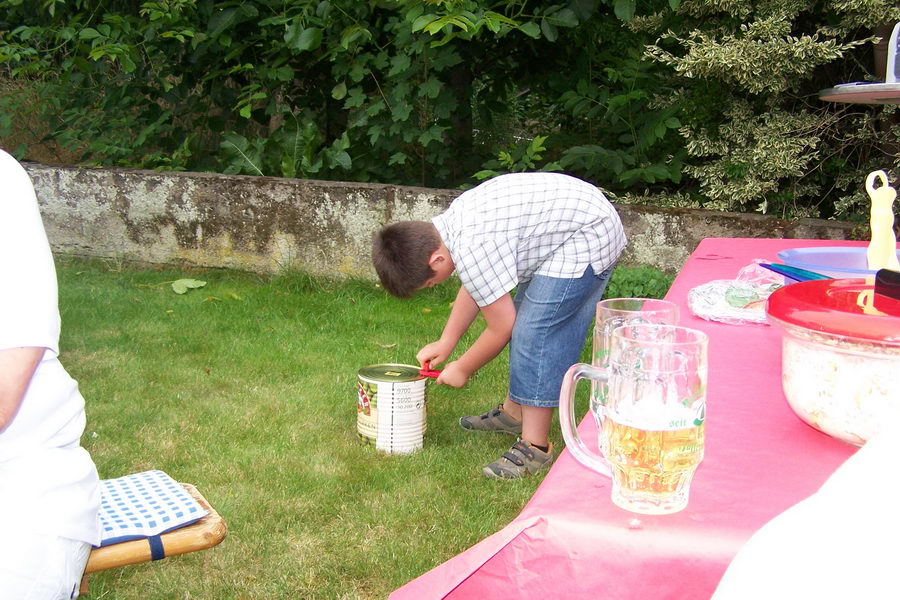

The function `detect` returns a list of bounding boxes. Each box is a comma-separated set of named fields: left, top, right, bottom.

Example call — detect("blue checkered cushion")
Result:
left=98, top=470, right=208, bottom=547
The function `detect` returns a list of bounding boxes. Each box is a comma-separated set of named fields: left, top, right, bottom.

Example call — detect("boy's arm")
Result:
left=416, top=286, right=480, bottom=367
left=437, top=292, right=515, bottom=388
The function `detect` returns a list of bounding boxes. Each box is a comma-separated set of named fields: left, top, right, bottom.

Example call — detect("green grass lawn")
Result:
left=60, top=256, right=576, bottom=599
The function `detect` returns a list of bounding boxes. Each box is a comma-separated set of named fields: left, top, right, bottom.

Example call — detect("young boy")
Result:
left=372, top=172, right=626, bottom=478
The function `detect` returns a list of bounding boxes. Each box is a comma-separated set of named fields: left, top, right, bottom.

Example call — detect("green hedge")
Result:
left=604, top=265, right=675, bottom=300
left=1, top=0, right=897, bottom=221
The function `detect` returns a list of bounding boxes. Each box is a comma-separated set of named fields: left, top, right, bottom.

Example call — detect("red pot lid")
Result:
left=766, top=278, right=900, bottom=343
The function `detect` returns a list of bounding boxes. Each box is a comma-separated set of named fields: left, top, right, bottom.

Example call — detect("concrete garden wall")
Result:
left=24, top=162, right=856, bottom=277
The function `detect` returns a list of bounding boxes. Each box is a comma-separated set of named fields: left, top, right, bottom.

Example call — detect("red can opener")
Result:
left=419, top=361, right=442, bottom=379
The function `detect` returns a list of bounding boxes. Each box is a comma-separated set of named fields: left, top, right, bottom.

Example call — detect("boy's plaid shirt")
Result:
left=433, top=172, right=627, bottom=307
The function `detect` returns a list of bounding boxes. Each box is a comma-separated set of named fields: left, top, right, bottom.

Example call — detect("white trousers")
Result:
left=0, top=532, right=92, bottom=600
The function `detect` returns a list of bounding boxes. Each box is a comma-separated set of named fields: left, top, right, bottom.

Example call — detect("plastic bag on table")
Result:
left=688, top=260, right=784, bottom=325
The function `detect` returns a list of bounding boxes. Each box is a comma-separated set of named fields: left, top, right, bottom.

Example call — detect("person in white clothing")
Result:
left=0, top=149, right=101, bottom=599
left=712, top=421, right=900, bottom=600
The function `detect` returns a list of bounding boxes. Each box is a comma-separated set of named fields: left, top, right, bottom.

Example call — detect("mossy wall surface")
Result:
left=26, top=162, right=854, bottom=277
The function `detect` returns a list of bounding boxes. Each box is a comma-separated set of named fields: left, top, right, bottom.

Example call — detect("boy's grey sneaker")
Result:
left=459, top=405, right=522, bottom=436
left=483, top=439, right=554, bottom=479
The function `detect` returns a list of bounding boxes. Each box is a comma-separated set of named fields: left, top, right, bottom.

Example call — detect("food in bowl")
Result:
left=766, top=278, right=900, bottom=446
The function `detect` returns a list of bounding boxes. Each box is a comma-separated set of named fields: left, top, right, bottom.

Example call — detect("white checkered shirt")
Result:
left=432, top=172, right=627, bottom=306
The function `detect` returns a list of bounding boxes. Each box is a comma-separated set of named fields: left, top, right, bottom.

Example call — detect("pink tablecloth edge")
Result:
left=389, top=515, right=545, bottom=600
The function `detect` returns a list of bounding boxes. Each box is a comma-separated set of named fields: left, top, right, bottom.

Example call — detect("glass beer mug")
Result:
left=560, top=324, right=708, bottom=515
left=592, top=299, right=679, bottom=428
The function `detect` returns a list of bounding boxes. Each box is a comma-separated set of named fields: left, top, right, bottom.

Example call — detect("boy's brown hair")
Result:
left=371, top=220, right=441, bottom=298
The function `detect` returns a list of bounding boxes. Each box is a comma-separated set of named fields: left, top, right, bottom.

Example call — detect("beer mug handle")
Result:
left=559, top=363, right=612, bottom=478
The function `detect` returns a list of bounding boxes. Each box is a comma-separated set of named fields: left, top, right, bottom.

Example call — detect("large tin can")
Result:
left=357, top=364, right=427, bottom=454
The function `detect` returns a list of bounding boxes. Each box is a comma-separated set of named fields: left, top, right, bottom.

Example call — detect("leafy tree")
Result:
left=1, top=0, right=898, bottom=224
left=0, top=0, right=691, bottom=189
left=640, top=0, right=900, bottom=219
left=0, top=0, right=550, bottom=186
left=401, top=0, right=691, bottom=189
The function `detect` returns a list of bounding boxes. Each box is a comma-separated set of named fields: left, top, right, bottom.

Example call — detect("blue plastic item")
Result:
left=778, top=246, right=900, bottom=279
left=759, top=263, right=832, bottom=282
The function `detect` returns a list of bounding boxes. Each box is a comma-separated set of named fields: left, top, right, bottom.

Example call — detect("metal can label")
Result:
left=357, top=364, right=427, bottom=454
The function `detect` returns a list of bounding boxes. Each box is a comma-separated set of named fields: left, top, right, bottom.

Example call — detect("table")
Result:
left=819, top=82, right=900, bottom=104
left=390, top=237, right=869, bottom=600
left=819, top=22, right=899, bottom=104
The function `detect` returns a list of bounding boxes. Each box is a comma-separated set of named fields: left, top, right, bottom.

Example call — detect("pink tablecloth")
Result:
left=391, top=237, right=868, bottom=600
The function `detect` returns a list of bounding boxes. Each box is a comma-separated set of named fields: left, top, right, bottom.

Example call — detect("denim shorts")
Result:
left=508, top=264, right=615, bottom=407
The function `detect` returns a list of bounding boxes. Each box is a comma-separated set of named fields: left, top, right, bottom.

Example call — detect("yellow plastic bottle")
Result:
left=858, top=171, right=899, bottom=315
left=865, top=170, right=900, bottom=274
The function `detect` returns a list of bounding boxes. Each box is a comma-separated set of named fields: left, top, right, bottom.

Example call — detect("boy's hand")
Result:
left=416, top=340, right=454, bottom=368
left=434, top=361, right=470, bottom=388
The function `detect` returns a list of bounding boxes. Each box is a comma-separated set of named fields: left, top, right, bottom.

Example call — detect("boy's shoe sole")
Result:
left=459, top=405, right=523, bottom=436
left=483, top=439, right=554, bottom=479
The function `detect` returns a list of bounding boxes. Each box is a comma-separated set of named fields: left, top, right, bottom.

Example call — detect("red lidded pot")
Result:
left=766, top=278, right=900, bottom=446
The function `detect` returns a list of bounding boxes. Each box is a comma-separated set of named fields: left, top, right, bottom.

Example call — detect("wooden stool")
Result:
left=79, top=483, right=227, bottom=594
